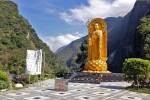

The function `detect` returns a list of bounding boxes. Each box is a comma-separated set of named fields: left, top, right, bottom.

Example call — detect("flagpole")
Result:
left=43, top=50, right=45, bottom=85
left=41, top=50, right=45, bottom=85
left=29, top=74, right=30, bottom=87
left=26, top=49, right=30, bottom=87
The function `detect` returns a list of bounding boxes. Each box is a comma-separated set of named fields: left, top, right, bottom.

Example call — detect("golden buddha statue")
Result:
left=84, top=18, right=109, bottom=73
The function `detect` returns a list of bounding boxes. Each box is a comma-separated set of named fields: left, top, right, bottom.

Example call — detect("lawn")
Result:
left=127, top=86, right=150, bottom=94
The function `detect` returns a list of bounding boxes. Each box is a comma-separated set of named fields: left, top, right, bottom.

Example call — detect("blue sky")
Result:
left=12, top=0, right=136, bottom=52
left=13, top=0, right=89, bottom=36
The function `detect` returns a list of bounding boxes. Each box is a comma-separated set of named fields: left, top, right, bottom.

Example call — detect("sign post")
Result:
left=26, top=49, right=42, bottom=86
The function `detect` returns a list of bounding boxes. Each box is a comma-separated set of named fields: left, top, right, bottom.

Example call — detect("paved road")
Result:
left=0, top=79, right=149, bottom=100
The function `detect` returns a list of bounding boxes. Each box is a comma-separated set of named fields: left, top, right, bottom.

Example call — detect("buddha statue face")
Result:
left=95, top=23, right=100, bottom=30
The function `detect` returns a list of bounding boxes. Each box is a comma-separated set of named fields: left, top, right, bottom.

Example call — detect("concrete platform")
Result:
left=0, top=79, right=149, bottom=100
left=69, top=72, right=124, bottom=84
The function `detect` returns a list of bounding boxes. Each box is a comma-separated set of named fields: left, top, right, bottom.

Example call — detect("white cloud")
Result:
left=60, top=0, right=136, bottom=24
left=40, top=32, right=86, bottom=52
left=60, top=12, right=74, bottom=24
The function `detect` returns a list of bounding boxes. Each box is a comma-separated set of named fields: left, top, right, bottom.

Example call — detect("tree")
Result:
left=0, top=70, right=8, bottom=90
left=137, top=16, right=150, bottom=60
left=123, top=58, right=150, bottom=86
left=0, top=1, right=69, bottom=77
left=76, top=39, right=88, bottom=71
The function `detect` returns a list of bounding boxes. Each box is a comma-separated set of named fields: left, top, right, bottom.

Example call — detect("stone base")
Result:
left=69, top=72, right=100, bottom=84
left=83, top=70, right=111, bottom=73
left=69, top=72, right=124, bottom=83
left=55, top=79, right=68, bottom=91
left=99, top=73, right=124, bottom=82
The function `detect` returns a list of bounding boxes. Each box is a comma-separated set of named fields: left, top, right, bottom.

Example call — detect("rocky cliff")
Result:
left=108, top=0, right=150, bottom=72
left=57, top=0, right=150, bottom=73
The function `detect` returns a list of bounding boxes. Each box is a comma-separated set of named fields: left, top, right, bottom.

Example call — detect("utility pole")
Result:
left=41, top=50, right=45, bottom=85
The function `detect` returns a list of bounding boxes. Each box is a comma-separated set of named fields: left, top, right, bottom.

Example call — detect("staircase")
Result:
left=100, top=73, right=124, bottom=82
left=69, top=72, right=124, bottom=84
left=69, top=72, right=100, bottom=84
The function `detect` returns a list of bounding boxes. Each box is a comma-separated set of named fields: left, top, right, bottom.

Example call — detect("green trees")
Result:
left=0, top=70, right=8, bottom=82
left=76, top=39, right=88, bottom=71
left=0, top=70, right=8, bottom=89
left=137, top=16, right=150, bottom=60
left=0, top=1, right=70, bottom=76
left=123, top=58, right=150, bottom=85
left=123, top=16, right=150, bottom=85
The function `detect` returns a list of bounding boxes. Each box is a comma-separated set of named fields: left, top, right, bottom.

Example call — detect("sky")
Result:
left=12, top=0, right=136, bottom=52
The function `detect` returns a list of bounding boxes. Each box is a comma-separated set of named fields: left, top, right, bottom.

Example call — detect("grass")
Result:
left=0, top=75, right=56, bottom=92
left=12, top=86, right=27, bottom=90
left=127, top=86, right=150, bottom=94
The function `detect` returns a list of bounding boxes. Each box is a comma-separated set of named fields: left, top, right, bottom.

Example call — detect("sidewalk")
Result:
left=0, top=79, right=149, bottom=100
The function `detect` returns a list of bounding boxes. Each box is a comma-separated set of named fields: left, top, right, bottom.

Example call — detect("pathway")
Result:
left=0, top=79, right=149, bottom=100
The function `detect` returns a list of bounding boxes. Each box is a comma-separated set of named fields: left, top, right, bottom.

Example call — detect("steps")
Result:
left=69, top=72, right=124, bottom=84
left=100, top=73, right=124, bottom=82
left=69, top=72, right=100, bottom=84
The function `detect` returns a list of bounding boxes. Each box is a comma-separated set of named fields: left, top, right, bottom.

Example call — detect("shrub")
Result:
left=0, top=71, right=8, bottom=90
left=0, top=81, right=8, bottom=89
left=123, top=58, right=150, bottom=85
left=21, top=74, right=42, bottom=84
left=0, top=70, right=8, bottom=82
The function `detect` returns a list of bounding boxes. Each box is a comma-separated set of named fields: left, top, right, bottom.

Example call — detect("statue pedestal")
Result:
left=69, top=72, right=124, bottom=83
left=99, top=73, right=124, bottom=82
left=69, top=72, right=101, bottom=84
left=84, top=60, right=108, bottom=72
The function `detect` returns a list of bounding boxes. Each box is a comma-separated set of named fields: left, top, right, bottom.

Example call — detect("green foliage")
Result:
left=20, top=74, right=55, bottom=84
left=0, top=81, right=8, bottom=90
left=44, top=74, right=56, bottom=79
left=127, top=86, right=150, bottom=94
left=56, top=36, right=87, bottom=71
left=0, top=70, right=8, bottom=82
left=12, top=86, right=25, bottom=90
left=137, top=16, right=150, bottom=60
left=68, top=54, right=80, bottom=72
left=76, top=39, right=88, bottom=71
left=0, top=63, right=3, bottom=70
left=0, top=1, right=70, bottom=76
left=123, top=58, right=150, bottom=82
left=28, top=75, right=38, bottom=84
left=0, top=70, right=8, bottom=90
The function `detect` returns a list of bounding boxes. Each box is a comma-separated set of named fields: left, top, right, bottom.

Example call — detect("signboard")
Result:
left=35, top=49, right=42, bottom=75
left=26, top=49, right=42, bottom=75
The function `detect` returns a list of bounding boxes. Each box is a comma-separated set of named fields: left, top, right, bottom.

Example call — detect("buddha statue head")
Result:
left=95, top=23, right=100, bottom=30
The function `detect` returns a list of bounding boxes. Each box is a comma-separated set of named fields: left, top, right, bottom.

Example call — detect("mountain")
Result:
left=56, top=36, right=87, bottom=63
left=56, top=0, right=150, bottom=72
left=0, top=1, right=70, bottom=75
left=108, top=0, right=150, bottom=72
left=55, top=45, right=66, bottom=54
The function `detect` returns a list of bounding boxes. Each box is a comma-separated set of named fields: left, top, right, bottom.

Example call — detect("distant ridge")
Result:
left=0, top=1, right=70, bottom=75
left=56, top=0, right=150, bottom=73
left=56, top=36, right=87, bottom=63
